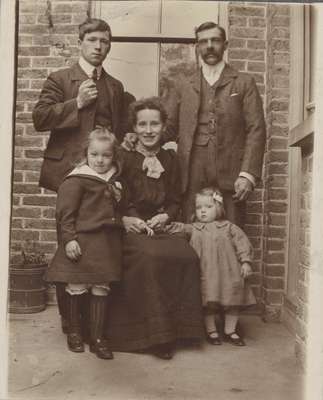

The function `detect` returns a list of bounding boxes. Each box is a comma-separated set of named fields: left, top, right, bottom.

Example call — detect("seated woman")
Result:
left=106, top=97, right=204, bottom=359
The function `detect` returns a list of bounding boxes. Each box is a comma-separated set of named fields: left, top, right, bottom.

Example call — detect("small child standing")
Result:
left=46, top=128, right=124, bottom=359
left=167, top=187, right=256, bottom=346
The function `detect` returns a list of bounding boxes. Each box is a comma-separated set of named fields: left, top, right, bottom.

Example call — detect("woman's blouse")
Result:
left=121, top=148, right=182, bottom=221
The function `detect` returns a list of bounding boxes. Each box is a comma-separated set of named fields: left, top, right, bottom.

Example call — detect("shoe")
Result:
left=206, top=331, right=222, bottom=345
left=90, top=339, right=114, bottom=360
left=223, top=331, right=246, bottom=346
left=153, top=343, right=174, bottom=360
left=67, top=332, right=85, bottom=352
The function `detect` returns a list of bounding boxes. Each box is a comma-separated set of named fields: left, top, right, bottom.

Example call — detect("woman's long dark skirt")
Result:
left=106, top=233, right=204, bottom=351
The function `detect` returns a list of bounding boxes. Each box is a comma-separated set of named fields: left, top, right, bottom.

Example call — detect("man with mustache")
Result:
left=33, top=18, right=129, bottom=348
left=164, top=21, right=266, bottom=225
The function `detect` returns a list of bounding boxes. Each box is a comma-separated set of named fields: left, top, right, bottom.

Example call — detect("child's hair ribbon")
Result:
left=212, top=192, right=223, bottom=204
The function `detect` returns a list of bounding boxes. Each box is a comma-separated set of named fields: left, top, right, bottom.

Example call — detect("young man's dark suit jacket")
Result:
left=33, top=62, right=126, bottom=192
left=164, top=64, right=266, bottom=196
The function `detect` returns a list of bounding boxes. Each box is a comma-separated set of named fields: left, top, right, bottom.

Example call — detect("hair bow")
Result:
left=212, top=192, right=223, bottom=204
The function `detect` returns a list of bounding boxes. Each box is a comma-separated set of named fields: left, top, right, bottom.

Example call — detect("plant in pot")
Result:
left=9, top=240, right=48, bottom=314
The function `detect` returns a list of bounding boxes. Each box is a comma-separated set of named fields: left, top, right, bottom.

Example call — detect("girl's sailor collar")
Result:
left=67, top=164, right=117, bottom=182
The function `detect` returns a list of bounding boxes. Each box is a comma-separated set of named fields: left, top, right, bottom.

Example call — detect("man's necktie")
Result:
left=92, top=68, right=98, bottom=81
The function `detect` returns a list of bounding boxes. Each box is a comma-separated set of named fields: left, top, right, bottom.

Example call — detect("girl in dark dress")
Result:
left=46, top=128, right=124, bottom=360
left=106, top=98, right=204, bottom=359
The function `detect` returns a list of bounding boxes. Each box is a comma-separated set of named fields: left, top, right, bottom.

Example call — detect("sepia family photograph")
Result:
left=0, top=0, right=323, bottom=399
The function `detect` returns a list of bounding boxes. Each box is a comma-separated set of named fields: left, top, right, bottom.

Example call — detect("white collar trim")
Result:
left=67, top=164, right=117, bottom=182
left=79, top=56, right=103, bottom=80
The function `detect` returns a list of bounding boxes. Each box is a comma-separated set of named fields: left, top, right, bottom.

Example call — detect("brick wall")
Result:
left=11, top=0, right=89, bottom=263
left=294, top=151, right=312, bottom=364
left=262, top=3, right=290, bottom=321
left=228, top=2, right=267, bottom=305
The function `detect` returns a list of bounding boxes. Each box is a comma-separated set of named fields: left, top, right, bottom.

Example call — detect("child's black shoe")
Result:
left=90, top=338, right=114, bottom=360
left=67, top=333, right=85, bottom=352
left=223, top=331, right=246, bottom=346
left=206, top=331, right=222, bottom=345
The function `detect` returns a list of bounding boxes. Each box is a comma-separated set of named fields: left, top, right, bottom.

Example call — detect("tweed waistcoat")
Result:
left=195, top=76, right=217, bottom=146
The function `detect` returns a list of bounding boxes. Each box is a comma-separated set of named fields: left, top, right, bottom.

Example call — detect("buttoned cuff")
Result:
left=239, top=172, right=256, bottom=187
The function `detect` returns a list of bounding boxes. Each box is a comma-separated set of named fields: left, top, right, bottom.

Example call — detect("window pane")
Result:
left=161, top=1, right=219, bottom=37
left=104, top=43, right=159, bottom=99
left=100, top=1, right=160, bottom=36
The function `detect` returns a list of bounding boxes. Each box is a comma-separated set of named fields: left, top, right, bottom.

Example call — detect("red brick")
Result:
left=265, top=265, right=285, bottom=277
left=269, top=188, right=288, bottom=201
left=230, top=61, right=246, bottom=72
left=265, top=252, right=285, bottom=264
left=229, top=49, right=264, bottom=61
left=40, top=231, right=57, bottom=242
left=18, top=68, right=48, bottom=79
left=14, top=172, right=24, bottom=183
left=268, top=137, right=288, bottom=151
left=17, top=80, right=30, bottom=89
left=269, top=100, right=289, bottom=112
left=270, top=125, right=289, bottom=137
left=268, top=175, right=288, bottom=188
left=15, top=136, right=43, bottom=148
left=12, top=206, right=41, bottom=218
left=11, top=219, right=23, bottom=229
left=246, top=201, right=263, bottom=214
left=228, top=38, right=247, bottom=49
left=25, top=171, right=40, bottom=183
left=19, top=46, right=50, bottom=56
left=229, top=16, right=247, bottom=26
left=247, top=61, right=265, bottom=73
left=249, top=18, right=266, bottom=28
left=271, top=27, right=289, bottom=39
left=269, top=151, right=288, bottom=163
left=16, top=103, right=25, bottom=113
left=13, top=184, right=42, bottom=195
left=22, top=195, right=56, bottom=207
left=37, top=14, right=72, bottom=25
left=247, top=39, right=266, bottom=50
left=231, top=27, right=264, bottom=40
left=18, top=57, right=31, bottom=68
left=264, top=290, right=283, bottom=305
left=10, top=229, right=39, bottom=241
left=32, top=57, right=65, bottom=68
left=267, top=226, right=286, bottom=239
left=273, top=76, right=289, bottom=89
left=51, top=25, right=78, bottom=35
left=37, top=242, right=57, bottom=254
left=267, top=239, right=285, bottom=251
left=15, top=159, right=42, bottom=171
left=17, top=90, right=40, bottom=102
left=24, top=218, right=56, bottom=230
left=268, top=213, right=287, bottom=226
left=25, top=149, right=44, bottom=158
left=230, top=5, right=265, bottom=17
left=264, top=277, right=284, bottom=290
left=272, top=39, right=289, bottom=52
left=244, top=224, right=262, bottom=236
left=19, top=36, right=33, bottom=46
left=72, top=14, right=88, bottom=25
left=19, top=24, right=48, bottom=35
left=245, top=213, right=262, bottom=225
left=273, top=53, right=289, bottom=65
left=42, top=207, right=56, bottom=219
left=272, top=16, right=289, bottom=27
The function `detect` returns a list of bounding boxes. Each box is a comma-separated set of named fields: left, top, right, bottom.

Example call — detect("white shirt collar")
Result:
left=79, top=56, right=103, bottom=80
left=68, top=164, right=117, bottom=182
left=201, top=59, right=225, bottom=86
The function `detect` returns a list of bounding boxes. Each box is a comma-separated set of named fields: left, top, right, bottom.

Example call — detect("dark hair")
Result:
left=78, top=127, right=122, bottom=172
left=79, top=18, right=112, bottom=41
left=128, top=97, right=168, bottom=128
left=194, top=186, right=226, bottom=220
left=195, top=22, right=226, bottom=41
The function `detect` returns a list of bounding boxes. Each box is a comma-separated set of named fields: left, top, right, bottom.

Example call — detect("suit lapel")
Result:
left=215, top=64, right=238, bottom=89
left=102, top=69, right=120, bottom=130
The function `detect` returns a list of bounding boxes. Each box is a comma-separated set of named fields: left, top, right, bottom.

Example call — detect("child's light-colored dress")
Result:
left=181, top=220, right=256, bottom=309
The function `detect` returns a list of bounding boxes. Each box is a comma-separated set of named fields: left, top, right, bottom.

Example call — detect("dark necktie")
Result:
left=92, top=68, right=98, bottom=81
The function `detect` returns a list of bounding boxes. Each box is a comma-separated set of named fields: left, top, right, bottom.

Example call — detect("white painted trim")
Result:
left=0, top=0, right=16, bottom=397
left=306, top=4, right=323, bottom=398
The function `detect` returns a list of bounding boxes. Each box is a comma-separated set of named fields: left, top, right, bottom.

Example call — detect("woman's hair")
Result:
left=194, top=186, right=226, bottom=220
left=78, top=18, right=112, bottom=41
left=77, top=127, right=122, bottom=170
left=128, top=97, right=168, bottom=128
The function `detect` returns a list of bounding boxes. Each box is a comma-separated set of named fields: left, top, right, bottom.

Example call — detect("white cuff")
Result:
left=239, top=172, right=256, bottom=187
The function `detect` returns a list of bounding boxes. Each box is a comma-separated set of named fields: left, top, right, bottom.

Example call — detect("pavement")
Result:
left=8, top=306, right=304, bottom=400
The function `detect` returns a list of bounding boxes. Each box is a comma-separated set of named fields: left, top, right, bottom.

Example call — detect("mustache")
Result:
left=205, top=49, right=218, bottom=56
